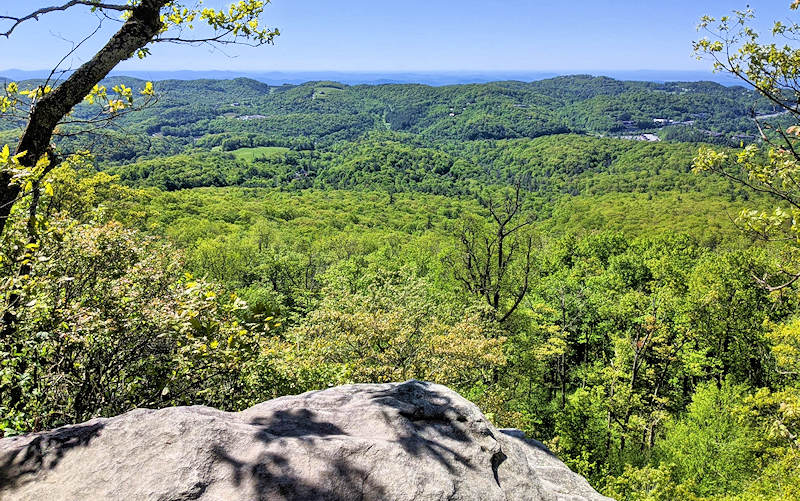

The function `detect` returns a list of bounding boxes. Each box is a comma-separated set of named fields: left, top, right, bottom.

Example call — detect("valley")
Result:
left=2, top=73, right=791, bottom=498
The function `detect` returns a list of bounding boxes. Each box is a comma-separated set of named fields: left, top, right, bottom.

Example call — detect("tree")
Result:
left=284, top=268, right=506, bottom=391
left=656, top=381, right=757, bottom=497
left=0, top=0, right=279, bottom=237
left=693, top=2, right=800, bottom=290
left=0, top=0, right=278, bottom=338
left=0, top=167, right=264, bottom=435
left=448, top=183, right=536, bottom=323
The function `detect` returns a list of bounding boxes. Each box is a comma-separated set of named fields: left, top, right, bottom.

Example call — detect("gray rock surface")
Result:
left=0, top=380, right=613, bottom=500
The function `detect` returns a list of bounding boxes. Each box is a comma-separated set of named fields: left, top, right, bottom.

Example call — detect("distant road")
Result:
left=755, top=110, right=791, bottom=120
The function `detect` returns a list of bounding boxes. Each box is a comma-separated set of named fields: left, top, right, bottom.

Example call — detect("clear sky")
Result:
left=0, top=1, right=792, bottom=73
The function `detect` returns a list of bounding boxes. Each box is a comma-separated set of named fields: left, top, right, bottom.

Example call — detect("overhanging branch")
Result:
left=0, top=1, right=132, bottom=38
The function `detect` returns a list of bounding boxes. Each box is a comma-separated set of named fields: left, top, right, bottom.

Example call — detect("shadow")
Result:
left=363, top=382, right=477, bottom=473
left=499, top=429, right=560, bottom=459
left=212, top=380, right=503, bottom=500
left=249, top=408, right=346, bottom=441
left=0, top=422, right=105, bottom=491
left=212, top=407, right=380, bottom=501
left=213, top=446, right=385, bottom=501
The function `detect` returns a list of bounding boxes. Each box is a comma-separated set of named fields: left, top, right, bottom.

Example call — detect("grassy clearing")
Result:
left=230, top=146, right=291, bottom=161
left=313, top=86, right=344, bottom=99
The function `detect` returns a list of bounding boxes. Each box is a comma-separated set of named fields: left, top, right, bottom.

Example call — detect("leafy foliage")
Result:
left=4, top=5, right=800, bottom=499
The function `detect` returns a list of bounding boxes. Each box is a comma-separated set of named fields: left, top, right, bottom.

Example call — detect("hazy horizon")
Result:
left=0, top=68, right=744, bottom=87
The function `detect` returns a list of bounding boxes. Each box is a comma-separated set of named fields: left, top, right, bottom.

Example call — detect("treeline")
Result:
left=0, top=75, right=771, bottom=163
left=1, top=74, right=796, bottom=501
left=108, top=133, right=747, bottom=204
left=3, top=167, right=792, bottom=500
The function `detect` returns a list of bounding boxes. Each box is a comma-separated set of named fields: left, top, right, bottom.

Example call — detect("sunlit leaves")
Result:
left=0, top=96, right=12, bottom=114
left=112, top=84, right=134, bottom=105
left=287, top=269, right=506, bottom=388
left=150, top=0, right=279, bottom=46
left=0, top=143, right=51, bottom=197
left=19, top=85, right=52, bottom=100
left=83, top=82, right=153, bottom=114
left=197, top=1, right=278, bottom=42
left=694, top=140, right=800, bottom=245
left=769, top=316, right=800, bottom=375
left=694, top=5, right=800, bottom=98
left=1, top=81, right=23, bottom=113
left=140, top=81, right=155, bottom=96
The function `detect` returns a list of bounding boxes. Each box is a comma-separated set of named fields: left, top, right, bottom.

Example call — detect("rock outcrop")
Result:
left=0, top=380, right=612, bottom=500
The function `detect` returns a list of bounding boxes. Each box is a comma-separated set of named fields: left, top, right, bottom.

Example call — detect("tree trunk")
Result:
left=1, top=0, right=168, bottom=356
left=0, top=172, right=18, bottom=238
left=0, top=0, right=167, bottom=238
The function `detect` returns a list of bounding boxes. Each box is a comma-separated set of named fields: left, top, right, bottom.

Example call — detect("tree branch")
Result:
left=0, top=1, right=132, bottom=38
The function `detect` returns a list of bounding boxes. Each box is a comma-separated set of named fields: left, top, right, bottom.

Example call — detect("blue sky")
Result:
left=0, top=1, right=792, bottom=72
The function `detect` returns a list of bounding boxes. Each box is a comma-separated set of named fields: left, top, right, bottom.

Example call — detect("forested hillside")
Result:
left=1, top=69, right=799, bottom=501
left=0, top=74, right=773, bottom=163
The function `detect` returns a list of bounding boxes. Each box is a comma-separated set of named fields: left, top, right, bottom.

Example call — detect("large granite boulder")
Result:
left=0, top=381, right=613, bottom=500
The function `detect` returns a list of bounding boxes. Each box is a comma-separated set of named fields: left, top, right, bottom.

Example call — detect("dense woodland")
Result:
left=2, top=48, right=800, bottom=501
left=0, top=74, right=773, bottom=162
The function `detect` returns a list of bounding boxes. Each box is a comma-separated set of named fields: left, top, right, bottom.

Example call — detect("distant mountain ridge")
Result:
left=0, top=69, right=743, bottom=87
left=0, top=74, right=770, bottom=170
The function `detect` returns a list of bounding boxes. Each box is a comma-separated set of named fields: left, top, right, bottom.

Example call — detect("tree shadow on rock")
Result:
left=363, top=381, right=479, bottom=474
left=0, top=421, right=105, bottom=491
left=213, top=445, right=386, bottom=501
left=212, top=380, right=496, bottom=500
left=212, top=408, right=383, bottom=501
left=249, top=408, right=346, bottom=441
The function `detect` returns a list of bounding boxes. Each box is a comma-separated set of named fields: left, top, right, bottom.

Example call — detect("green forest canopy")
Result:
left=1, top=69, right=799, bottom=501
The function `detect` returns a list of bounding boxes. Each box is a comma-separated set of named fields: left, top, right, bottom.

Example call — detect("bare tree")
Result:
left=449, top=182, right=536, bottom=323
